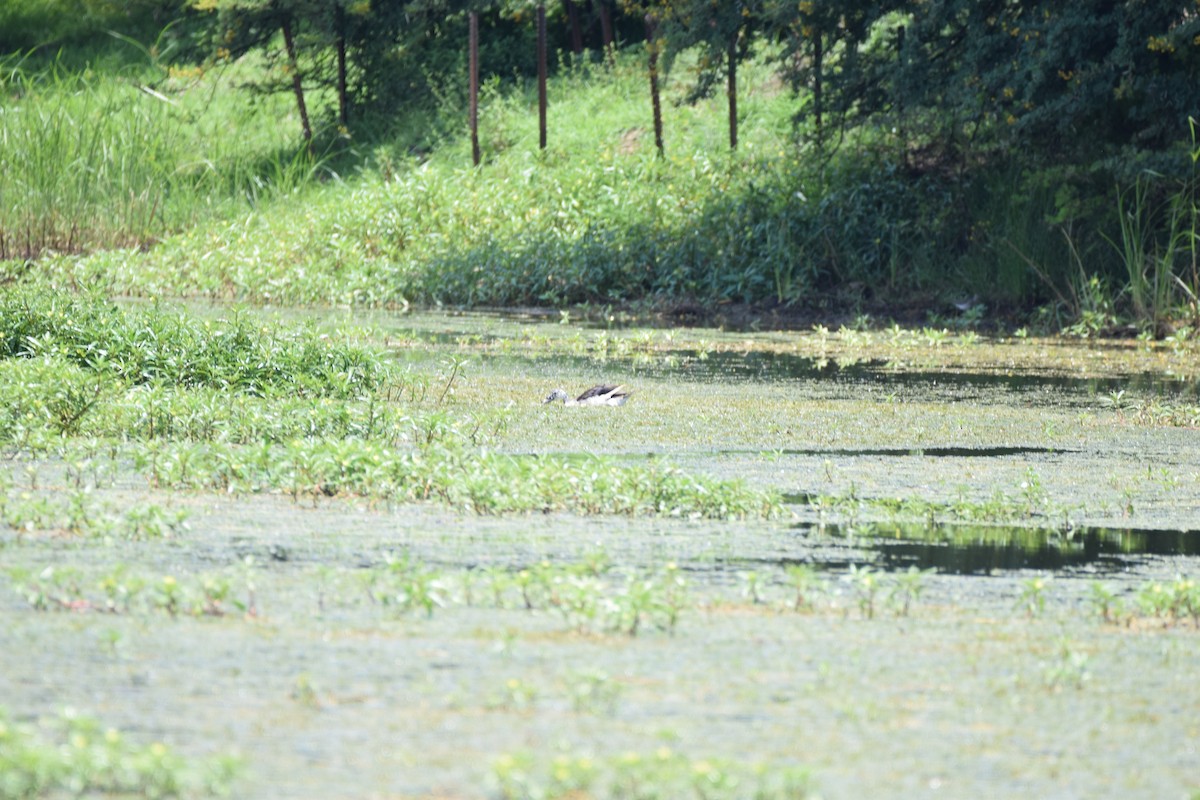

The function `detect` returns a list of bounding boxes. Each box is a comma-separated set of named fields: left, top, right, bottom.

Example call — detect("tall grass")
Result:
left=0, top=52, right=326, bottom=259
left=8, top=37, right=1198, bottom=328
left=20, top=50, right=975, bottom=309
left=0, top=287, right=389, bottom=396
left=1106, top=163, right=1200, bottom=334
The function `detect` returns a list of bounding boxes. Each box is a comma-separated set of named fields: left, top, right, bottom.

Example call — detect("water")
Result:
left=572, top=349, right=1199, bottom=402
left=838, top=522, right=1200, bottom=574
left=373, top=308, right=1199, bottom=406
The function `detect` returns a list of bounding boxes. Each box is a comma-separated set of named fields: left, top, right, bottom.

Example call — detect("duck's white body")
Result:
left=543, top=384, right=631, bottom=406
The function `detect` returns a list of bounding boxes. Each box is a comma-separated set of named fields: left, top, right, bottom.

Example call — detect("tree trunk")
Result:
left=812, top=31, right=823, bottom=144
left=469, top=10, right=481, bottom=166
left=334, top=3, right=349, bottom=127
left=645, top=14, right=663, bottom=157
left=537, top=3, right=547, bottom=150
left=565, top=0, right=583, bottom=56
left=280, top=14, right=314, bottom=157
left=727, top=29, right=738, bottom=150
left=597, top=0, right=615, bottom=64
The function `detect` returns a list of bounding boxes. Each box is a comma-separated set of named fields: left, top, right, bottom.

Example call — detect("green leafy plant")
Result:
left=493, top=747, right=812, bottom=800
left=845, top=564, right=881, bottom=620
left=565, top=669, right=623, bottom=716
left=1042, top=638, right=1091, bottom=691
left=1017, top=576, right=1052, bottom=618
left=363, top=554, right=448, bottom=618
left=783, top=563, right=824, bottom=612
left=0, top=707, right=239, bottom=798
left=1136, top=576, right=1200, bottom=626
left=887, top=567, right=933, bottom=617
left=1087, top=582, right=1127, bottom=625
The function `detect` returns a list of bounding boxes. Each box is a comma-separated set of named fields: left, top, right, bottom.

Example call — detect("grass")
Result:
left=128, top=439, right=780, bottom=518
left=3, top=45, right=1015, bottom=313
left=0, top=290, right=781, bottom=519
left=0, top=48, right=317, bottom=260
left=492, top=748, right=812, bottom=800
left=3, top=19, right=1200, bottom=331
left=0, top=289, right=389, bottom=397
left=3, top=31, right=1198, bottom=333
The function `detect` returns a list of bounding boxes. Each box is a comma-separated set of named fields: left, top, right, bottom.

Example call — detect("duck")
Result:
left=543, top=384, right=632, bottom=406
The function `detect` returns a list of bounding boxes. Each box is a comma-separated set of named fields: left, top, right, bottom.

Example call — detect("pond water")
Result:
left=852, top=523, right=1200, bottom=573
left=5, top=309, right=1200, bottom=800
left=416, top=319, right=1200, bottom=579
left=626, top=349, right=1200, bottom=398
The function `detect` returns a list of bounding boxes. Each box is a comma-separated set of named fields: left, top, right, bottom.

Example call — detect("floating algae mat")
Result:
left=3, top=307, right=1200, bottom=799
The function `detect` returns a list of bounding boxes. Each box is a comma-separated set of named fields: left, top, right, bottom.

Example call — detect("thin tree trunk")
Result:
left=334, top=3, right=349, bottom=127
left=896, top=24, right=906, bottom=167
left=565, top=0, right=583, bottom=56
left=812, top=31, right=823, bottom=144
left=727, top=29, right=738, bottom=150
left=280, top=14, right=314, bottom=156
left=537, top=3, right=547, bottom=150
left=469, top=10, right=481, bottom=166
left=597, top=0, right=615, bottom=64
left=645, top=14, right=663, bottom=157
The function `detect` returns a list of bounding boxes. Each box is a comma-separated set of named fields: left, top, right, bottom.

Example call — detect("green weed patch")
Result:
left=0, top=291, right=388, bottom=398
left=492, top=748, right=812, bottom=800
left=130, top=439, right=780, bottom=519
left=0, top=707, right=239, bottom=798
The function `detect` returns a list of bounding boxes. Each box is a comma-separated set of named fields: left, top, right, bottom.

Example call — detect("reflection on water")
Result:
left=381, top=310, right=1199, bottom=399
left=831, top=522, right=1200, bottom=574
left=449, top=346, right=1197, bottom=403
left=627, top=349, right=1198, bottom=399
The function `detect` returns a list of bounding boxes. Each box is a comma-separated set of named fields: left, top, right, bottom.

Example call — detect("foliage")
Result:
left=0, top=290, right=779, bottom=521
left=0, top=48, right=323, bottom=260
left=0, top=707, right=239, bottom=798
left=129, top=437, right=780, bottom=519
left=2, top=487, right=189, bottom=540
left=0, top=289, right=389, bottom=398
left=8, top=563, right=254, bottom=616
left=5, top=2, right=1200, bottom=330
left=0, top=0, right=185, bottom=53
left=492, top=747, right=812, bottom=800
left=1017, top=576, right=1051, bottom=618
left=771, top=1, right=1200, bottom=165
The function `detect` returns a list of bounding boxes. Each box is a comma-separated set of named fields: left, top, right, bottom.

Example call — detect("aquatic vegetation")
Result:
left=0, top=290, right=389, bottom=398
left=845, top=564, right=882, bottom=620
left=8, top=565, right=254, bottom=619
left=1, top=488, right=188, bottom=540
left=808, top=474, right=1068, bottom=526
left=362, top=554, right=449, bottom=618
left=740, top=569, right=768, bottom=605
left=1134, top=577, right=1200, bottom=627
left=783, top=564, right=824, bottom=612
left=0, top=707, right=240, bottom=799
left=1086, top=581, right=1126, bottom=624
left=484, top=560, right=690, bottom=636
left=0, top=294, right=781, bottom=521
left=290, top=674, right=322, bottom=710
left=492, top=748, right=812, bottom=800
left=886, top=567, right=934, bottom=617
left=1128, top=398, right=1200, bottom=428
left=130, top=439, right=780, bottom=520
left=1042, top=638, right=1091, bottom=691
left=491, top=678, right=539, bottom=712
left=564, top=669, right=624, bottom=716
left=1017, top=576, right=1052, bottom=618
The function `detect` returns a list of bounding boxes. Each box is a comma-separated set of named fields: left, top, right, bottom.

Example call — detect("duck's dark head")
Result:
left=543, top=388, right=571, bottom=404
